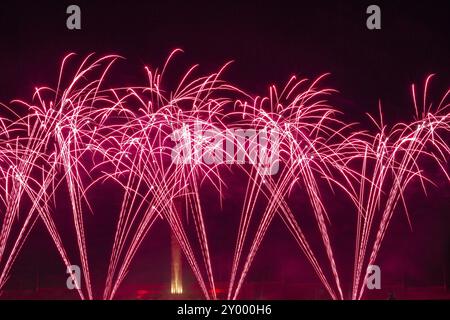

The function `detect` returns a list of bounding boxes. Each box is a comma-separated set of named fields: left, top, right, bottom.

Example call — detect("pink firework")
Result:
left=0, top=53, right=448, bottom=300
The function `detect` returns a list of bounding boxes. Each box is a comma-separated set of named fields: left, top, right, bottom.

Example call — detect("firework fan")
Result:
left=0, top=53, right=448, bottom=300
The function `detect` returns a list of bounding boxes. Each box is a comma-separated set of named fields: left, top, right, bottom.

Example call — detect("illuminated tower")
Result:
left=170, top=201, right=183, bottom=295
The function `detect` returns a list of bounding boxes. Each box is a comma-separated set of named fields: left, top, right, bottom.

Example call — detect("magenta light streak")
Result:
left=0, top=53, right=448, bottom=299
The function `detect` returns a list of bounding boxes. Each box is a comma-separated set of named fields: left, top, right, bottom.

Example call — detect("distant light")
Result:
left=171, top=236, right=183, bottom=295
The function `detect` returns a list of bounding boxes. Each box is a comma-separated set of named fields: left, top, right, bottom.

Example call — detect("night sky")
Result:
left=0, top=0, right=449, bottom=299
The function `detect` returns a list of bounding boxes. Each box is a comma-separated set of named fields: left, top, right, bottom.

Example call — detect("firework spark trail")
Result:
left=98, top=53, right=246, bottom=299
left=30, top=54, right=122, bottom=300
left=0, top=111, right=66, bottom=291
left=0, top=119, right=85, bottom=298
left=0, top=53, right=448, bottom=300
left=0, top=54, right=124, bottom=299
left=228, top=77, right=360, bottom=300
left=0, top=127, right=39, bottom=289
left=349, top=77, right=450, bottom=299
left=100, top=138, right=214, bottom=299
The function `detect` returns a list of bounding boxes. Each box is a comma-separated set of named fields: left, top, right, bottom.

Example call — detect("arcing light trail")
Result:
left=0, top=52, right=448, bottom=300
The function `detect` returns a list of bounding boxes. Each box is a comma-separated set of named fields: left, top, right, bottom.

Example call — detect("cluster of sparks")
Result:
left=0, top=51, right=448, bottom=300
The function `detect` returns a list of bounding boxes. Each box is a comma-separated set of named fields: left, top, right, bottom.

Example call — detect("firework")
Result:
left=0, top=53, right=448, bottom=300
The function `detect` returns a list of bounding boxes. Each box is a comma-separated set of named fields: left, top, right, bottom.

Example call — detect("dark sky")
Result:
left=0, top=0, right=449, bottom=298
